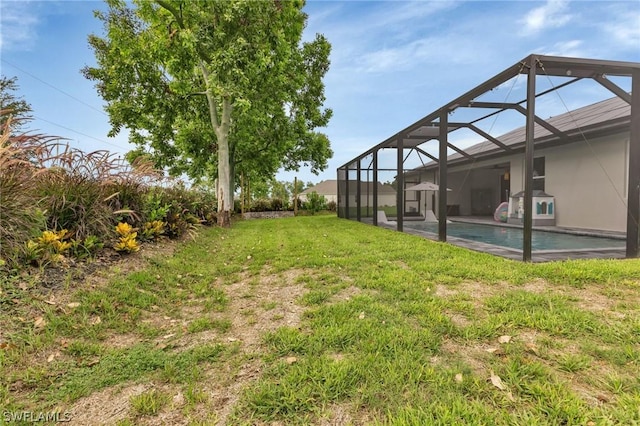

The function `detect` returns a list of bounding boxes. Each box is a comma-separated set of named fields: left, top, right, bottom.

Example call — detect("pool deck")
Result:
left=366, top=216, right=629, bottom=262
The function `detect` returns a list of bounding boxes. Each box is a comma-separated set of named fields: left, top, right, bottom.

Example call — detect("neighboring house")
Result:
left=301, top=180, right=396, bottom=207
left=405, top=95, right=630, bottom=232
left=299, top=180, right=338, bottom=203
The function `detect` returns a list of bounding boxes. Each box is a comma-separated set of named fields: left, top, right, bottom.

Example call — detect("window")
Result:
left=533, top=157, right=545, bottom=191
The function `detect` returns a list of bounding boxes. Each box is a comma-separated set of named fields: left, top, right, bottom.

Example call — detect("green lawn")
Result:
left=2, top=216, right=640, bottom=424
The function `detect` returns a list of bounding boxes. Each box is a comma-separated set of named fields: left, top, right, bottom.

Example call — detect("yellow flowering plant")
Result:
left=113, top=222, right=140, bottom=253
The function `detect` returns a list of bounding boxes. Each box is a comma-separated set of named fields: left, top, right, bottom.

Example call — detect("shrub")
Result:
left=327, top=200, right=337, bottom=212
left=37, top=166, right=114, bottom=242
left=113, top=222, right=140, bottom=253
left=270, top=197, right=284, bottom=211
left=0, top=115, right=53, bottom=266
left=251, top=198, right=271, bottom=212
left=69, top=235, right=104, bottom=260
left=23, top=229, right=72, bottom=265
left=140, top=220, right=165, bottom=241
left=305, top=191, right=327, bottom=215
left=142, top=189, right=170, bottom=223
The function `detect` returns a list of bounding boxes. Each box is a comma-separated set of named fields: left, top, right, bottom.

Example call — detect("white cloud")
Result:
left=356, top=36, right=482, bottom=74
left=542, top=39, right=587, bottom=58
left=603, top=10, right=640, bottom=49
left=520, top=0, right=572, bottom=36
left=0, top=1, right=39, bottom=51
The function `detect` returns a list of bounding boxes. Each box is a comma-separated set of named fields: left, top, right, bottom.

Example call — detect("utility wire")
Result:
left=2, top=58, right=129, bottom=152
left=33, top=115, right=129, bottom=151
left=1, top=58, right=108, bottom=117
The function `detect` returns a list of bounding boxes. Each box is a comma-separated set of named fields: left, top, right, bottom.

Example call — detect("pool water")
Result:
left=404, top=222, right=625, bottom=251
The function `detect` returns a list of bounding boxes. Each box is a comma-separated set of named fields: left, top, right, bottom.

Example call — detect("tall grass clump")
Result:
left=37, top=147, right=165, bottom=242
left=0, top=113, right=55, bottom=266
left=0, top=109, right=218, bottom=270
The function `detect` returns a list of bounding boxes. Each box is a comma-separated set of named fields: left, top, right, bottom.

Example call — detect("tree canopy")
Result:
left=83, top=0, right=333, bottom=226
left=0, top=76, right=33, bottom=132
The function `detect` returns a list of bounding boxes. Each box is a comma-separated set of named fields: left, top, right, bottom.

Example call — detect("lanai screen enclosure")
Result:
left=337, top=54, right=640, bottom=261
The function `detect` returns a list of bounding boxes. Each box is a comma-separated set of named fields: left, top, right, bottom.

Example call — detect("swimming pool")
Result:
left=403, top=221, right=625, bottom=251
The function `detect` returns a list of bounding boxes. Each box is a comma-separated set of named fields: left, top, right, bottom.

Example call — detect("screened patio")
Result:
left=337, top=54, right=640, bottom=262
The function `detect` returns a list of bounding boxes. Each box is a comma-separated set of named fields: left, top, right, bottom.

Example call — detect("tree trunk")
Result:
left=216, top=97, right=232, bottom=227
left=199, top=62, right=233, bottom=228
left=229, top=155, right=236, bottom=214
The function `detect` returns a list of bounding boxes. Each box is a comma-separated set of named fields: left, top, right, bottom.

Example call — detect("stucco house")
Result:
left=337, top=55, right=640, bottom=260
left=405, top=94, right=631, bottom=232
left=301, top=179, right=396, bottom=207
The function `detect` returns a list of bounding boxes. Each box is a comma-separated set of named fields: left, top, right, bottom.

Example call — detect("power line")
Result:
left=1, top=58, right=108, bottom=117
left=32, top=115, right=129, bottom=152
left=1, top=58, right=129, bottom=152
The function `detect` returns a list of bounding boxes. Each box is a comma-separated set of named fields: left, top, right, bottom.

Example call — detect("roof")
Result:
left=300, top=180, right=338, bottom=195
left=339, top=54, right=640, bottom=172
left=301, top=180, right=396, bottom=195
left=414, top=94, right=630, bottom=171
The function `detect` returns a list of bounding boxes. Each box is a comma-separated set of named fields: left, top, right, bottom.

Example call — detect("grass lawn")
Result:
left=2, top=215, right=640, bottom=425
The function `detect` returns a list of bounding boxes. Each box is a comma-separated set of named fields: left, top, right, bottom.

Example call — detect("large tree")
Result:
left=83, top=0, right=332, bottom=226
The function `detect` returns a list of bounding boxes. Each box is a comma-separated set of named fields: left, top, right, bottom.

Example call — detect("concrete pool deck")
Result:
left=363, top=216, right=628, bottom=262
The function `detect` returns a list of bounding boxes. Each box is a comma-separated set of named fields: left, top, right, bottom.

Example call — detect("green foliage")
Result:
left=0, top=113, right=50, bottom=266
left=69, top=235, right=104, bottom=260
left=84, top=1, right=333, bottom=222
left=0, top=76, right=33, bottom=131
left=140, top=221, right=165, bottom=241
left=113, top=222, right=140, bottom=253
left=270, top=197, right=284, bottom=212
left=130, top=388, right=169, bottom=416
left=250, top=198, right=271, bottom=213
left=305, top=191, right=327, bottom=215
left=142, top=190, right=170, bottom=223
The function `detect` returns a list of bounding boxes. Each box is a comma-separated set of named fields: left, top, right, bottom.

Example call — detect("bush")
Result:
left=270, top=197, right=284, bottom=211
left=113, top=222, right=140, bottom=253
left=37, top=166, right=115, bottom=242
left=251, top=198, right=271, bottom=212
left=305, top=191, right=327, bottom=215
left=326, top=200, right=337, bottom=212
left=0, top=116, right=53, bottom=265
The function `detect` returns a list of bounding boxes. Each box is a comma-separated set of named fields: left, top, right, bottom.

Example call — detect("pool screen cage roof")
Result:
left=337, top=54, right=640, bottom=261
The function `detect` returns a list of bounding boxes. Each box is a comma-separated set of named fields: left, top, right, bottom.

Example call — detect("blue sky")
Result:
left=1, top=0, right=639, bottom=185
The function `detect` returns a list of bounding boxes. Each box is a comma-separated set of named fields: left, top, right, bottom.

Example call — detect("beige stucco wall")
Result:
left=299, top=193, right=338, bottom=203
left=509, top=133, right=629, bottom=232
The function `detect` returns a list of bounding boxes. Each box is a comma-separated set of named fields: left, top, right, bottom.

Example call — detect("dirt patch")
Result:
left=446, top=311, right=473, bottom=328
left=330, top=285, right=364, bottom=302
left=521, top=278, right=549, bottom=293
left=434, top=281, right=500, bottom=300
left=438, top=339, right=493, bottom=376
left=219, top=268, right=307, bottom=350
left=66, top=383, right=150, bottom=425
left=64, top=267, right=310, bottom=425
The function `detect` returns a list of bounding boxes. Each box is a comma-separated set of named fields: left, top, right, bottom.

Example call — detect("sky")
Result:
left=1, top=0, right=639, bottom=186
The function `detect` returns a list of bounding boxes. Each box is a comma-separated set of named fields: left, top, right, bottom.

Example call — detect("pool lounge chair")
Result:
left=377, top=211, right=396, bottom=225
left=424, top=210, right=438, bottom=222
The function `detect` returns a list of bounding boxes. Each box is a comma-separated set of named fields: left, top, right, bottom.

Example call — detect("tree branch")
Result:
left=155, top=0, right=211, bottom=63
left=155, top=0, right=184, bottom=27
left=199, top=61, right=220, bottom=130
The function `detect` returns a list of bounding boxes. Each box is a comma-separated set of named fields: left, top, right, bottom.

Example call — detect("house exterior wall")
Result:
left=509, top=133, right=628, bottom=232
left=408, top=130, right=629, bottom=232
left=299, top=193, right=338, bottom=203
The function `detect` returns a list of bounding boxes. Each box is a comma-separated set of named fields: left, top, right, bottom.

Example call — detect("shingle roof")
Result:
left=301, top=180, right=396, bottom=195
left=416, top=95, right=630, bottom=170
